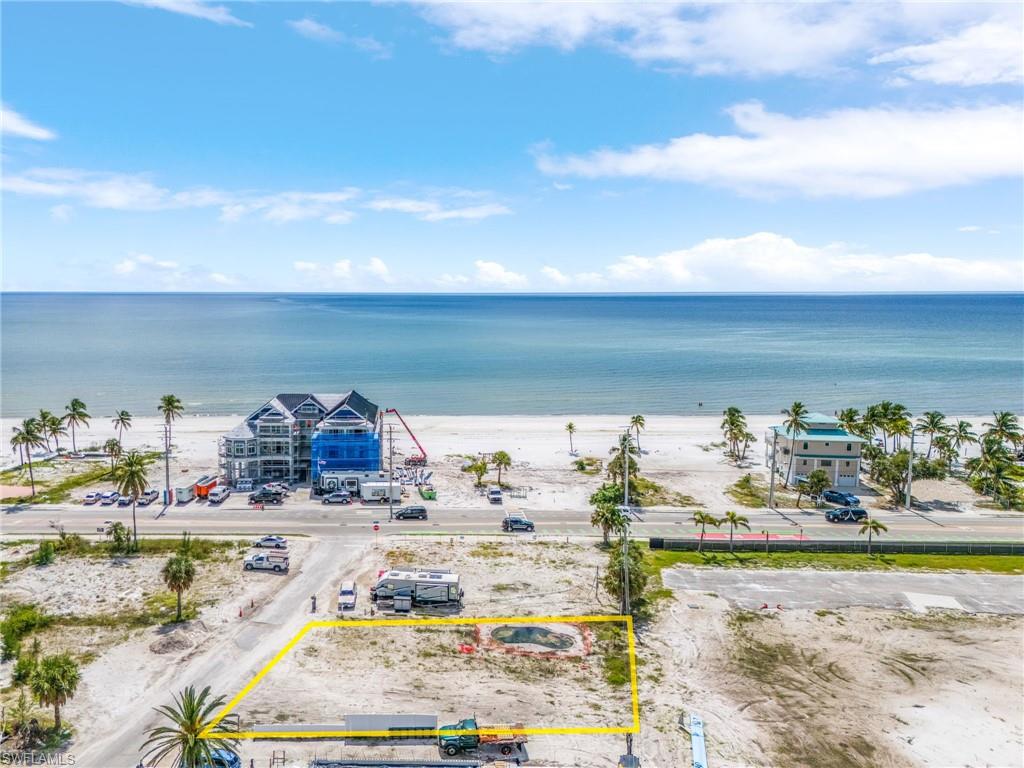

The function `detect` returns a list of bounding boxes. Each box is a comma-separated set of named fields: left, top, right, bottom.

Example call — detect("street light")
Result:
left=905, top=427, right=915, bottom=511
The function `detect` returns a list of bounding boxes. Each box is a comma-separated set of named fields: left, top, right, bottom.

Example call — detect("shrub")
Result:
left=32, top=542, right=56, bottom=567
left=0, top=604, right=53, bottom=661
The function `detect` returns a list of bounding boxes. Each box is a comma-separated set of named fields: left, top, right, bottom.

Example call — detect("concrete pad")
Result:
left=903, top=592, right=965, bottom=613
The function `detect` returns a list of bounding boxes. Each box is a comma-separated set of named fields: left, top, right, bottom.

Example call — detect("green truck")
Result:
left=437, top=717, right=528, bottom=758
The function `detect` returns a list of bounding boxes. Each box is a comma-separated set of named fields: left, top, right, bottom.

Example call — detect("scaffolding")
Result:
left=310, top=427, right=381, bottom=482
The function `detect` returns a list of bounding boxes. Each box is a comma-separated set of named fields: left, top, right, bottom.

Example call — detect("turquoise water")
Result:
left=1, top=293, right=1021, bottom=417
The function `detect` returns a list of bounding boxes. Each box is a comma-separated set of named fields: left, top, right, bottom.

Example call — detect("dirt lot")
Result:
left=654, top=588, right=1024, bottom=768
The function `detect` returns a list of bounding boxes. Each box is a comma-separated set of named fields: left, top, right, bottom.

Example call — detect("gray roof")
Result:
left=245, top=391, right=379, bottom=425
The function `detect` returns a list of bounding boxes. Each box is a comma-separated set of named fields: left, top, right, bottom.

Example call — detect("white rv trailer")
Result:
left=319, top=471, right=388, bottom=494
left=359, top=480, right=401, bottom=503
left=371, top=569, right=462, bottom=606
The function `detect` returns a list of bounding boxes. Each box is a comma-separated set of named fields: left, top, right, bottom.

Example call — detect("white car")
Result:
left=84, top=492, right=102, bottom=505
left=338, top=581, right=357, bottom=611
left=100, top=491, right=120, bottom=505
left=253, top=535, right=287, bottom=549
left=137, top=489, right=160, bottom=506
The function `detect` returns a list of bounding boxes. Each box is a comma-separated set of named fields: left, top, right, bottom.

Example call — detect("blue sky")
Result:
left=2, top=1, right=1022, bottom=292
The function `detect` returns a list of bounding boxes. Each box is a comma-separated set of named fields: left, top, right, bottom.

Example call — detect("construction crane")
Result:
left=384, top=407, right=427, bottom=465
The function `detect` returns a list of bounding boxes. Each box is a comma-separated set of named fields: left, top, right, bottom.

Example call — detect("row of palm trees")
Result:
left=690, top=508, right=889, bottom=554
left=9, top=395, right=185, bottom=501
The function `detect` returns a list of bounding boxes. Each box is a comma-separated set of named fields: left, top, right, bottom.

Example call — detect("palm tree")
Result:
left=115, top=451, right=151, bottom=547
left=983, top=411, right=1022, bottom=449
left=158, top=395, right=185, bottom=500
left=469, top=459, right=488, bottom=487
left=798, top=468, right=831, bottom=508
left=607, top=433, right=639, bottom=485
left=862, top=403, right=885, bottom=451
left=112, top=410, right=133, bottom=445
left=721, top=407, right=747, bottom=458
left=691, top=511, right=720, bottom=553
left=36, top=411, right=56, bottom=451
left=140, top=686, right=239, bottom=768
left=10, top=419, right=45, bottom=495
left=565, top=422, right=576, bottom=454
left=837, top=408, right=860, bottom=436
left=590, top=504, right=627, bottom=546
left=887, top=403, right=913, bottom=451
left=63, top=399, right=90, bottom=453
left=44, top=414, right=67, bottom=453
left=859, top=517, right=888, bottom=555
left=950, top=419, right=978, bottom=459
left=781, top=401, right=809, bottom=487
left=162, top=553, right=196, bottom=622
left=721, top=510, right=750, bottom=552
left=29, top=653, right=79, bottom=733
left=104, top=438, right=122, bottom=472
left=493, top=450, right=511, bottom=486
left=915, top=411, right=947, bottom=459
left=629, top=415, right=646, bottom=452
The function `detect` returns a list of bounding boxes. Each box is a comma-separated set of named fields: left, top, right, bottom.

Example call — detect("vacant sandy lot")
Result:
left=659, top=577, right=1024, bottom=768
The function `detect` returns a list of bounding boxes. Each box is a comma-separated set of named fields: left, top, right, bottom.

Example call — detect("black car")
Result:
left=393, top=505, right=428, bottom=520
left=322, top=491, right=352, bottom=505
left=248, top=489, right=284, bottom=505
left=502, top=516, right=535, bottom=532
left=823, top=490, right=860, bottom=506
left=825, top=507, right=868, bottom=523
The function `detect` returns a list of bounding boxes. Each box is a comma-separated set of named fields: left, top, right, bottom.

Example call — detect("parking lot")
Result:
left=663, top=568, right=1024, bottom=614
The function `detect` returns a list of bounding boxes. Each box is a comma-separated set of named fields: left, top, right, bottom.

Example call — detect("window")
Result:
left=824, top=442, right=830, bottom=447
left=846, top=443, right=852, bottom=451
left=802, top=441, right=808, bottom=450
left=820, top=460, right=832, bottom=467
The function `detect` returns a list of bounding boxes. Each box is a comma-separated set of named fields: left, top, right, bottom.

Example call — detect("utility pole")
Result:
left=905, top=427, right=915, bottom=510
left=621, top=432, right=631, bottom=617
left=768, top=430, right=778, bottom=509
left=388, top=425, right=395, bottom=521
left=163, top=422, right=171, bottom=504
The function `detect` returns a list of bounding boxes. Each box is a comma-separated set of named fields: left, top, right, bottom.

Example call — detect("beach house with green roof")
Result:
left=765, top=412, right=864, bottom=488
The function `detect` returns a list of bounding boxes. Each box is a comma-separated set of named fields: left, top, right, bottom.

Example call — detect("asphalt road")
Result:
left=663, top=569, right=1024, bottom=613
left=3, top=498, right=1023, bottom=542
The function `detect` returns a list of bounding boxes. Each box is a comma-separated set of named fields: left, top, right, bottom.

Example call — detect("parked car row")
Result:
left=84, top=488, right=159, bottom=506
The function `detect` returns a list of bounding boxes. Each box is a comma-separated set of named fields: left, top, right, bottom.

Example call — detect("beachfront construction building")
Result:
left=219, top=392, right=381, bottom=486
left=765, top=412, right=864, bottom=488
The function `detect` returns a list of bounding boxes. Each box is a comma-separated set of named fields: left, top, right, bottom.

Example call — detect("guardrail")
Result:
left=648, top=538, right=1024, bottom=556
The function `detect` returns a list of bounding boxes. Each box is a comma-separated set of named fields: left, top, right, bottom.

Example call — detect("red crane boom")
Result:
left=384, top=408, right=427, bottom=465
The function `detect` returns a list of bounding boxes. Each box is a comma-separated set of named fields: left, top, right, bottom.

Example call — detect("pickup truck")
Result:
left=438, top=717, right=527, bottom=758
left=248, top=489, right=284, bottom=505
left=243, top=552, right=289, bottom=573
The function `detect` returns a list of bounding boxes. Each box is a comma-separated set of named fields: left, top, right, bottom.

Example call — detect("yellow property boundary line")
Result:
left=200, top=614, right=639, bottom=739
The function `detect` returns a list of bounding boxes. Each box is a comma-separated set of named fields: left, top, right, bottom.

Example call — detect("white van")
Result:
left=487, top=486, right=503, bottom=504
left=208, top=486, right=231, bottom=504
left=338, top=580, right=357, bottom=611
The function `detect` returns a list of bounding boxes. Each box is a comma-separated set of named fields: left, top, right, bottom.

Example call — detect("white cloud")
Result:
left=49, top=204, right=73, bottom=222
left=416, top=2, right=1016, bottom=79
left=113, top=253, right=180, bottom=277
left=364, top=257, right=394, bottom=283
left=435, top=273, right=471, bottom=288
left=124, top=0, right=251, bottom=27
left=871, top=20, right=1023, bottom=86
left=958, top=225, right=984, bottom=232
left=288, top=18, right=342, bottom=42
left=592, top=232, right=1022, bottom=291
left=537, top=101, right=1023, bottom=198
left=287, top=17, right=392, bottom=58
left=366, top=196, right=511, bottom=221
left=474, top=259, right=528, bottom=288
left=293, top=261, right=320, bottom=273
left=541, top=266, right=571, bottom=285
left=332, top=260, right=352, bottom=278
left=208, top=272, right=236, bottom=286
left=1, top=105, right=56, bottom=140
left=2, top=168, right=360, bottom=224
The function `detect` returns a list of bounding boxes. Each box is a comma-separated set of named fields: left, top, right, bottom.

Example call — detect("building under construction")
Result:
left=219, top=391, right=382, bottom=486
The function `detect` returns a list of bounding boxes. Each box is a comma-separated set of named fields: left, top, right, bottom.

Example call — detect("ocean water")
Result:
left=1, top=293, right=1021, bottom=417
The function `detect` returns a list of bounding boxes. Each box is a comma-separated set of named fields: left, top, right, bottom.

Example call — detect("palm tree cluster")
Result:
left=589, top=483, right=628, bottom=545
left=690, top=511, right=750, bottom=552
left=965, top=412, right=1024, bottom=508
left=607, top=432, right=639, bottom=485
left=720, top=406, right=756, bottom=461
